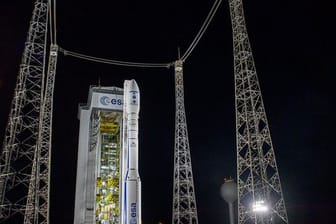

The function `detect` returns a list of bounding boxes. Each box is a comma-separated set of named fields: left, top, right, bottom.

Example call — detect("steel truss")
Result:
left=228, top=0, right=289, bottom=223
left=172, top=60, right=198, bottom=224
left=0, top=0, right=58, bottom=223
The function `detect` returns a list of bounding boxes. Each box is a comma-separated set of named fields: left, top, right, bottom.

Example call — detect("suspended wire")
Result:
left=59, top=47, right=173, bottom=68
left=181, top=0, right=222, bottom=61
left=57, top=0, right=222, bottom=67
left=48, top=0, right=57, bottom=45
left=48, top=0, right=54, bottom=44
left=53, top=0, right=57, bottom=44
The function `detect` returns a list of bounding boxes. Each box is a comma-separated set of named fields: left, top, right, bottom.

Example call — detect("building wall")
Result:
left=74, top=87, right=124, bottom=224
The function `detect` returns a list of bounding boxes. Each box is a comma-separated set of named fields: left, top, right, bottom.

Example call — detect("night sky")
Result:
left=0, top=0, right=335, bottom=224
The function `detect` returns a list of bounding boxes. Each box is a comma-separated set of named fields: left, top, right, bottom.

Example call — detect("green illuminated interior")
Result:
left=96, top=112, right=121, bottom=224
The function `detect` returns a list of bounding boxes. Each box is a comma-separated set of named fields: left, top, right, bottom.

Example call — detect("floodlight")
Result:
left=252, top=200, right=268, bottom=213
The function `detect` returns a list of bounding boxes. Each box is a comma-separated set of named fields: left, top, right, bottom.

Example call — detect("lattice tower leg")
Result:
left=0, top=0, right=49, bottom=222
left=172, top=60, right=199, bottom=224
left=228, top=0, right=289, bottom=223
left=24, top=45, right=58, bottom=224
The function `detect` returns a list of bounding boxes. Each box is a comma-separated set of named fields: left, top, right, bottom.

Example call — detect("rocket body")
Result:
left=122, top=80, right=141, bottom=224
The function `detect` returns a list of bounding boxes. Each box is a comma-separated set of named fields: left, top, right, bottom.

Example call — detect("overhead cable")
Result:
left=59, top=47, right=173, bottom=68
left=58, top=0, right=222, bottom=67
left=181, top=0, right=222, bottom=61
left=48, top=0, right=57, bottom=45
left=53, top=0, right=57, bottom=44
left=48, top=0, right=54, bottom=44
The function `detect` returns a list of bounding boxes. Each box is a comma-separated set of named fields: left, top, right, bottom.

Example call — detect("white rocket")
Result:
left=121, top=79, right=141, bottom=224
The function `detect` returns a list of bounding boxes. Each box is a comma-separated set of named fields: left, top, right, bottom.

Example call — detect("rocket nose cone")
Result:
left=124, top=79, right=140, bottom=113
left=129, top=79, right=139, bottom=92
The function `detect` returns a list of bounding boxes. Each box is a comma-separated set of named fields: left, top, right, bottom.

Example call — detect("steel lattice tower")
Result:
left=228, top=0, right=289, bottom=223
left=24, top=44, right=58, bottom=224
left=172, top=60, right=198, bottom=224
left=0, top=0, right=57, bottom=223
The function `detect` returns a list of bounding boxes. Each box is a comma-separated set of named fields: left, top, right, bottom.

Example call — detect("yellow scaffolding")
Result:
left=96, top=112, right=121, bottom=224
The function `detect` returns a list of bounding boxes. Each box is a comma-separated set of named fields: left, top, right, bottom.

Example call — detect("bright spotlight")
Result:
left=252, top=200, right=268, bottom=213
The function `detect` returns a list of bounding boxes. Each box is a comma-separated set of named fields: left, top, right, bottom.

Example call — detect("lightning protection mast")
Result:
left=228, top=0, right=289, bottom=223
left=0, top=0, right=58, bottom=223
left=172, top=60, right=198, bottom=224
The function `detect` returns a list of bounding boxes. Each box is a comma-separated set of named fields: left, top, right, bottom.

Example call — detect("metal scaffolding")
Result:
left=228, top=0, right=289, bottom=223
left=172, top=60, right=198, bottom=224
left=0, top=0, right=58, bottom=223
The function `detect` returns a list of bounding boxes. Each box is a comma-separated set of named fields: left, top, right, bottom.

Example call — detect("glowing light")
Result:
left=252, top=200, right=268, bottom=213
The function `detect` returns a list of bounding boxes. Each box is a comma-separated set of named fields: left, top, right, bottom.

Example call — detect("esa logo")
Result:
left=99, top=96, right=122, bottom=106
left=130, top=202, right=137, bottom=224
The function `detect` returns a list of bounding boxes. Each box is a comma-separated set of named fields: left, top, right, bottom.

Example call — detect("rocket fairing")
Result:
left=122, top=79, right=141, bottom=224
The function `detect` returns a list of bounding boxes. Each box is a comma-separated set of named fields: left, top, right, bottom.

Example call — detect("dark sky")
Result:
left=0, top=0, right=335, bottom=224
